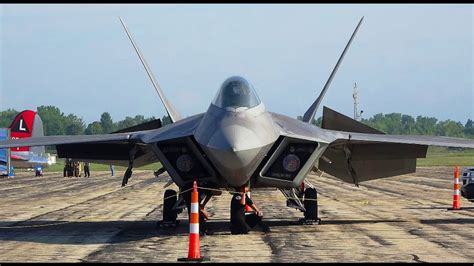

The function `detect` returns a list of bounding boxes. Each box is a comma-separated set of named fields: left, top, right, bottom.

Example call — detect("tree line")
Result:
left=1, top=106, right=473, bottom=138
left=0, top=106, right=172, bottom=135
left=302, top=113, right=474, bottom=139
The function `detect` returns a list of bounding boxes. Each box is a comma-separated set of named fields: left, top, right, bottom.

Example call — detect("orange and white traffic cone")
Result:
left=449, top=166, right=462, bottom=210
left=178, top=181, right=209, bottom=262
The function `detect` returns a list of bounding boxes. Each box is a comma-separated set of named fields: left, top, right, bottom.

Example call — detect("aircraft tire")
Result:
left=163, top=189, right=178, bottom=222
left=304, top=187, right=318, bottom=220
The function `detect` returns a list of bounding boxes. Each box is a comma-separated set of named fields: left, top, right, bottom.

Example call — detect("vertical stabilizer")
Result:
left=9, top=110, right=45, bottom=155
left=303, top=17, right=364, bottom=123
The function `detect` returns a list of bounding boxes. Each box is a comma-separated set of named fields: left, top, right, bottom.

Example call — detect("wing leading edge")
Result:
left=0, top=132, right=140, bottom=149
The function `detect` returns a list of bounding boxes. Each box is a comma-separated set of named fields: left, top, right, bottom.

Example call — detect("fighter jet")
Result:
left=1, top=17, right=474, bottom=230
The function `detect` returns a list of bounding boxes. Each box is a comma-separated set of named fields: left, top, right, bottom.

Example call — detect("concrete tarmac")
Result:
left=0, top=167, right=473, bottom=262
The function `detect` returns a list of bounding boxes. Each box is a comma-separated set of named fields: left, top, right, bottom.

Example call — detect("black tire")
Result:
left=163, top=189, right=178, bottom=222
left=304, top=187, right=318, bottom=220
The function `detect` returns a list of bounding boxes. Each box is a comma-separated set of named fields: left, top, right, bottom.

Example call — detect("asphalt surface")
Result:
left=0, top=167, right=473, bottom=262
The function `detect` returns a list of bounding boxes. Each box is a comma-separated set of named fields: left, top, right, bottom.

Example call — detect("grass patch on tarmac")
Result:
left=417, top=146, right=474, bottom=167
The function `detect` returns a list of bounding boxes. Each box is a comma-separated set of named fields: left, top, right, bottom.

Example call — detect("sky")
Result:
left=0, top=4, right=473, bottom=124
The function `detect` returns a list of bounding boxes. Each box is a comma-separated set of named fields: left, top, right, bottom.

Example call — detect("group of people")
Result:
left=63, top=159, right=90, bottom=178
left=63, top=159, right=116, bottom=178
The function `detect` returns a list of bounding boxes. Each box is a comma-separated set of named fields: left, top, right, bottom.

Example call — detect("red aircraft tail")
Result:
left=9, top=110, right=44, bottom=152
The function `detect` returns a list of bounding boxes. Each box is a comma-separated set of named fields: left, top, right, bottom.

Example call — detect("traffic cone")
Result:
left=448, top=166, right=462, bottom=210
left=178, top=181, right=209, bottom=262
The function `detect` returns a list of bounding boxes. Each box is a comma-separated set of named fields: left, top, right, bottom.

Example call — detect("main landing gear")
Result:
left=158, top=181, right=214, bottom=230
left=282, top=182, right=321, bottom=225
left=158, top=189, right=186, bottom=228
left=158, top=189, right=183, bottom=228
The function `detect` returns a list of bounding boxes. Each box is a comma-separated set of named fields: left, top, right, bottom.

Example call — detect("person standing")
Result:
left=110, top=164, right=115, bottom=177
left=84, top=162, right=90, bottom=178
left=78, top=162, right=83, bottom=177
left=73, top=161, right=79, bottom=177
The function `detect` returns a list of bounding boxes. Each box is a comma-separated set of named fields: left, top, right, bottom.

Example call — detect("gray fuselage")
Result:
left=194, top=76, right=279, bottom=187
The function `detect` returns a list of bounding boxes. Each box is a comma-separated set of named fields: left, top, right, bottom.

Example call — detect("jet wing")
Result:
left=0, top=132, right=150, bottom=167
left=0, top=114, right=204, bottom=168
left=328, top=130, right=474, bottom=148
left=321, top=130, right=474, bottom=185
left=270, top=112, right=474, bottom=185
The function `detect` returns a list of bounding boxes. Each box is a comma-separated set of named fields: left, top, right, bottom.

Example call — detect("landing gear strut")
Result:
left=121, top=146, right=137, bottom=187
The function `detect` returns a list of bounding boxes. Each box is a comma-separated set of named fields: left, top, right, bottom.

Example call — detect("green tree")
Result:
left=161, top=115, right=172, bottom=126
left=313, top=116, right=322, bottom=127
left=363, top=113, right=389, bottom=133
left=0, top=109, right=19, bottom=128
left=37, top=105, right=66, bottom=135
left=64, top=114, right=85, bottom=135
left=464, top=119, right=474, bottom=137
left=85, top=121, right=103, bottom=135
left=295, top=115, right=321, bottom=126
left=115, top=116, right=135, bottom=130
left=401, top=114, right=415, bottom=135
left=114, top=115, right=155, bottom=131
left=415, top=116, right=438, bottom=135
left=436, top=120, right=465, bottom=137
left=384, top=113, right=403, bottom=134
left=100, top=112, right=115, bottom=133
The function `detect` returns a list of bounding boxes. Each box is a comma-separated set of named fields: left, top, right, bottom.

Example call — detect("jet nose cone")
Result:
left=202, top=124, right=267, bottom=187
left=208, top=124, right=261, bottom=152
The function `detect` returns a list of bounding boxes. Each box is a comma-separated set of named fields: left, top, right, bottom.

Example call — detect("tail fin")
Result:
left=119, top=17, right=182, bottom=123
left=9, top=110, right=45, bottom=154
left=302, top=17, right=364, bottom=123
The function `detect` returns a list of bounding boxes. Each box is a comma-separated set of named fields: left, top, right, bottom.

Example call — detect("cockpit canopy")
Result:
left=212, top=76, right=261, bottom=110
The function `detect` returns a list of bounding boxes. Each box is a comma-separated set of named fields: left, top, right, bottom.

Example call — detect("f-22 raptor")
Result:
left=2, top=17, right=474, bottom=231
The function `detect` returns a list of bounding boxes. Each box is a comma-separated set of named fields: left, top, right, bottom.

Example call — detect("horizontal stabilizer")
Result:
left=321, top=106, right=383, bottom=134
left=112, top=119, right=162, bottom=134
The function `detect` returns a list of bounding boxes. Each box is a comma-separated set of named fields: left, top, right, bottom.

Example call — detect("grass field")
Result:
left=417, top=146, right=474, bottom=167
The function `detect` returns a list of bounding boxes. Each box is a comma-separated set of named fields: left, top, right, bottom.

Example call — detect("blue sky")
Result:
left=0, top=4, right=472, bottom=124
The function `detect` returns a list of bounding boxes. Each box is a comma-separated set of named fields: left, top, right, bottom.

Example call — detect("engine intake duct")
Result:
left=257, top=137, right=322, bottom=188
left=154, top=137, right=217, bottom=187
